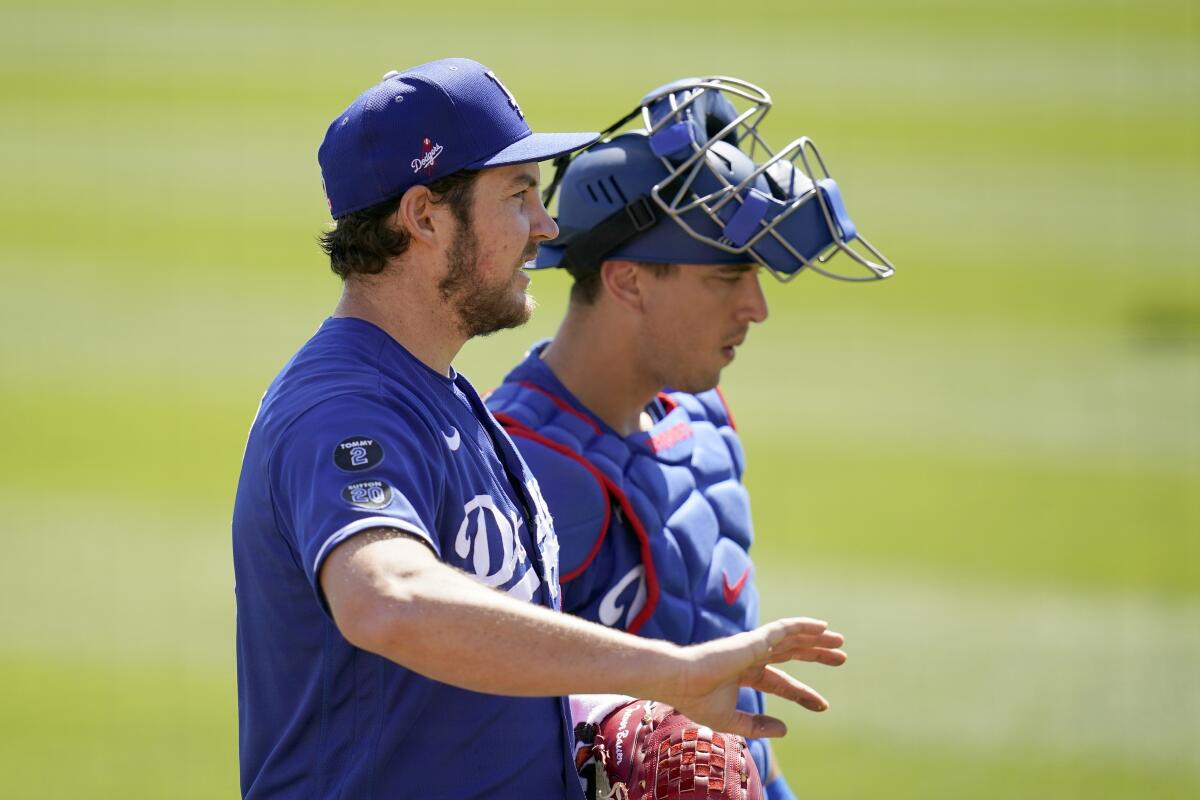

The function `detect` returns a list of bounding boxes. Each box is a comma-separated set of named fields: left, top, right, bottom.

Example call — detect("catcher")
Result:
left=488, top=76, right=894, bottom=799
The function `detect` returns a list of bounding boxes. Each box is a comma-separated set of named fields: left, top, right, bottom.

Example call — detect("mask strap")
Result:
left=542, top=105, right=643, bottom=208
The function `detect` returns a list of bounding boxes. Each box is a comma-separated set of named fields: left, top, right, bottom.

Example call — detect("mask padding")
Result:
left=704, top=91, right=740, bottom=146
left=762, top=169, right=786, bottom=201
left=645, top=82, right=742, bottom=161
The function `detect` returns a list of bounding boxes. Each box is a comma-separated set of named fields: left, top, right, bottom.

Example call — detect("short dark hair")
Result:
left=319, top=169, right=480, bottom=279
left=569, top=261, right=677, bottom=305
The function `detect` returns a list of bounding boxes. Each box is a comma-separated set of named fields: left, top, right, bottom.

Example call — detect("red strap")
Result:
left=516, top=381, right=602, bottom=434
left=496, top=412, right=661, bottom=634
left=714, top=386, right=737, bottom=431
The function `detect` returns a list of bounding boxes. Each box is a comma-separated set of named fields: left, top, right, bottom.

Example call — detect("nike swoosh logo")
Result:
left=443, top=428, right=461, bottom=451
left=722, top=567, right=750, bottom=605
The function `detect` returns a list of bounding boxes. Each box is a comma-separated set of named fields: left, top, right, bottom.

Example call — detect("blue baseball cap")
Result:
left=319, top=58, right=599, bottom=219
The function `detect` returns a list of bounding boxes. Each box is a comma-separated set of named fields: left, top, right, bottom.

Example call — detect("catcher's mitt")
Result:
left=578, top=700, right=763, bottom=800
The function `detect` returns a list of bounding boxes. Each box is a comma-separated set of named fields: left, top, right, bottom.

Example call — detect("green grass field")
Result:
left=2, top=0, right=1197, bottom=796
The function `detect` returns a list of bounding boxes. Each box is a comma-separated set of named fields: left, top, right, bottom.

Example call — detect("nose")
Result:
left=741, top=270, right=769, bottom=324
left=529, top=194, right=559, bottom=242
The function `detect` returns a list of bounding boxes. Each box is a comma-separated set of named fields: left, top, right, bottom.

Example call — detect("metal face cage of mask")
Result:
left=542, top=76, right=895, bottom=283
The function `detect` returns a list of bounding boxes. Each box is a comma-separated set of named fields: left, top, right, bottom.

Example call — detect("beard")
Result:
left=438, top=221, right=536, bottom=338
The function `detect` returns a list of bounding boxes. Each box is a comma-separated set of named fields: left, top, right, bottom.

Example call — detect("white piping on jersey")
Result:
left=313, top=516, right=432, bottom=575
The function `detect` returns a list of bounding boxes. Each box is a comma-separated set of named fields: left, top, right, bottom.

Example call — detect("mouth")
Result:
left=721, top=332, right=748, bottom=361
left=520, top=244, right=539, bottom=270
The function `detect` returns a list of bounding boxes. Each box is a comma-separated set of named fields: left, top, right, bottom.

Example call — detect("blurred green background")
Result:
left=2, top=0, right=1197, bottom=796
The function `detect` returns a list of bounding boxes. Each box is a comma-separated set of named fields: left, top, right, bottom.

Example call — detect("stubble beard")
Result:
left=665, top=368, right=722, bottom=396
left=438, top=220, right=535, bottom=339
left=646, top=321, right=725, bottom=396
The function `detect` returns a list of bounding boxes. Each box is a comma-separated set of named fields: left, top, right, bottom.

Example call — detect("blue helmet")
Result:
left=534, top=76, right=894, bottom=282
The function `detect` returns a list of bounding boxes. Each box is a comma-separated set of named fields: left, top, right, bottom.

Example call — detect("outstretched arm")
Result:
left=321, top=528, right=845, bottom=739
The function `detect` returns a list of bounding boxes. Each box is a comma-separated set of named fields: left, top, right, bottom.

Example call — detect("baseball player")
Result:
left=232, top=61, right=848, bottom=799
left=487, top=76, right=894, bottom=800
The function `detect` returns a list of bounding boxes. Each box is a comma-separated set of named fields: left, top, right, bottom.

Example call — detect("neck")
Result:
left=541, top=304, right=661, bottom=436
left=333, top=267, right=464, bottom=376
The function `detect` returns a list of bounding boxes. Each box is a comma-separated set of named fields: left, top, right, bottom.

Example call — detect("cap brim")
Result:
left=530, top=242, right=566, bottom=269
left=470, top=131, right=599, bottom=169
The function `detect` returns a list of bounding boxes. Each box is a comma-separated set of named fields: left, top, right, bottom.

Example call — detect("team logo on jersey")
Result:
left=442, top=427, right=462, bottom=452
left=649, top=421, right=693, bottom=453
left=333, top=436, right=384, bottom=472
left=454, top=494, right=540, bottom=601
left=341, top=479, right=393, bottom=509
left=525, top=477, right=559, bottom=607
left=411, top=138, right=443, bottom=174
left=598, top=565, right=647, bottom=629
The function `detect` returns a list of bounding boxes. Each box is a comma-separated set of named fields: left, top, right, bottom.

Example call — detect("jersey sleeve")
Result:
left=268, top=393, right=447, bottom=595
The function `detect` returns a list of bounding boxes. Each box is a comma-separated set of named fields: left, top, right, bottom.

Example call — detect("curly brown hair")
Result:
left=318, top=170, right=480, bottom=279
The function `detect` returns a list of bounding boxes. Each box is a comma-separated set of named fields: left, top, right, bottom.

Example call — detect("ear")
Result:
left=599, top=259, right=646, bottom=313
left=394, top=184, right=449, bottom=247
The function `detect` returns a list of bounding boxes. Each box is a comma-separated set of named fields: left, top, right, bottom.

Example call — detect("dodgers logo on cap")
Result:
left=318, top=58, right=598, bottom=219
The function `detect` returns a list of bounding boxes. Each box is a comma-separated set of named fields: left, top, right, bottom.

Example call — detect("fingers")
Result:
left=763, top=617, right=831, bottom=647
left=760, top=618, right=847, bottom=667
left=723, top=710, right=788, bottom=739
left=768, top=644, right=847, bottom=667
left=763, top=618, right=844, bottom=649
left=749, top=665, right=832, bottom=712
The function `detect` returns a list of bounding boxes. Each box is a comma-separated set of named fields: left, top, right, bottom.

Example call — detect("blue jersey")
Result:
left=232, top=317, right=579, bottom=800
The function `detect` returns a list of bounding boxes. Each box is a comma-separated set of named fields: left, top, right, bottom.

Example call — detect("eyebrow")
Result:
left=507, top=172, right=539, bottom=191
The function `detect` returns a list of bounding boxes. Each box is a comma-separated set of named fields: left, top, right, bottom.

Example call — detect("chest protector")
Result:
left=488, top=372, right=758, bottom=646
left=489, top=359, right=771, bottom=779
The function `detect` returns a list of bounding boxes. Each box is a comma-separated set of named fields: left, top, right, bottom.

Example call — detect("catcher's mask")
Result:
left=534, top=76, right=894, bottom=282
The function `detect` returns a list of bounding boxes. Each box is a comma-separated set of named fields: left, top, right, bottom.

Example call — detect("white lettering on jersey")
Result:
left=442, top=427, right=461, bottom=452
left=598, top=565, right=647, bottom=628
left=454, top=495, right=540, bottom=599
left=505, top=567, right=539, bottom=603
left=525, top=477, right=559, bottom=607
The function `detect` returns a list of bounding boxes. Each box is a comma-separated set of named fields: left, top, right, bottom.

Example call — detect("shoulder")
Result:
left=666, top=387, right=745, bottom=477
left=668, top=387, right=737, bottom=431
left=488, top=380, right=600, bottom=452
left=310, top=390, right=439, bottom=432
left=257, top=323, right=388, bottom=434
left=267, top=390, right=445, bottom=483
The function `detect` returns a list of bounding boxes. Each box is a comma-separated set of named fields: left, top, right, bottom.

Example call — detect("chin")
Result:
left=516, top=286, right=536, bottom=312
left=505, top=291, right=535, bottom=328
left=459, top=290, right=536, bottom=338
left=669, top=370, right=722, bottom=395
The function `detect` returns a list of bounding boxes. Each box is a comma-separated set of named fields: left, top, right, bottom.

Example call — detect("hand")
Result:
left=660, top=617, right=846, bottom=740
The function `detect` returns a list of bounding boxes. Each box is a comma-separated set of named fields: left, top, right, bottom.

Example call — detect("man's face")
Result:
left=637, top=263, right=769, bottom=393
left=439, top=163, right=557, bottom=338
